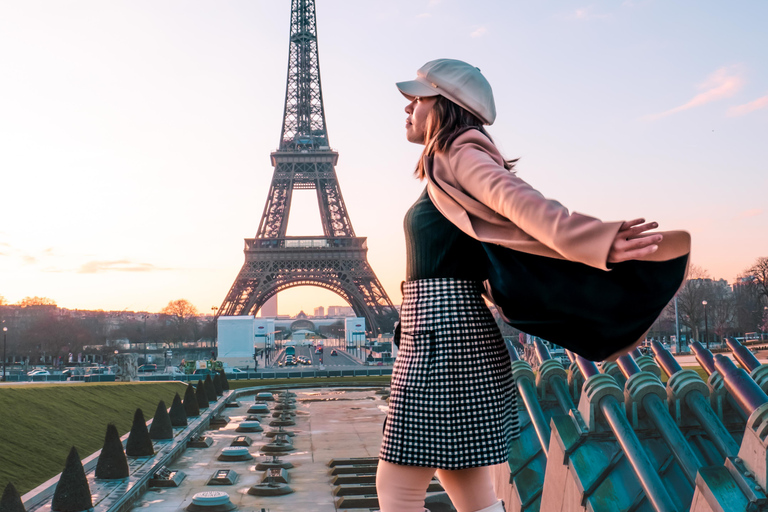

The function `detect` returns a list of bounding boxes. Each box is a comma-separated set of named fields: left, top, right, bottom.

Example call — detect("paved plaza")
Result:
left=132, top=387, right=388, bottom=512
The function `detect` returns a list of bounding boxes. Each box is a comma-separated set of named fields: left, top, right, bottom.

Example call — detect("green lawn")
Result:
left=659, top=365, right=708, bottom=383
left=0, top=377, right=393, bottom=496
left=0, top=381, right=187, bottom=495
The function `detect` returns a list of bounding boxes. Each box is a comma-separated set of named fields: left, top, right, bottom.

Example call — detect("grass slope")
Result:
left=0, top=381, right=187, bottom=495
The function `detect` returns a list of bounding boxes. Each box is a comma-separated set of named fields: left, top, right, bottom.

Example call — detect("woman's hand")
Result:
left=607, top=218, right=663, bottom=264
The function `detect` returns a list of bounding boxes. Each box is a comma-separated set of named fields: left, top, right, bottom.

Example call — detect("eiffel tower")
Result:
left=218, top=0, right=398, bottom=336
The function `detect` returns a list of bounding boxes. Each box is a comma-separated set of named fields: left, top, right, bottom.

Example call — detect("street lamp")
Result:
left=2, top=326, right=7, bottom=382
left=143, top=314, right=149, bottom=364
left=702, top=300, right=709, bottom=350
left=211, top=306, right=218, bottom=349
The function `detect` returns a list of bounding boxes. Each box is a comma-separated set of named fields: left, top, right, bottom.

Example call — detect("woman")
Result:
left=376, top=59, right=684, bottom=512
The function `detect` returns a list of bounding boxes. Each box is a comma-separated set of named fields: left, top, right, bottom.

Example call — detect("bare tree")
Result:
left=707, top=280, right=735, bottom=342
left=17, top=296, right=57, bottom=307
left=673, top=265, right=713, bottom=341
left=734, top=277, right=765, bottom=335
left=745, top=257, right=768, bottom=304
left=160, top=299, right=200, bottom=346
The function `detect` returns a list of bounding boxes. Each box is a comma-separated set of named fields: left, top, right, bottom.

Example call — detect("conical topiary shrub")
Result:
left=213, top=374, right=223, bottom=396
left=1, top=482, right=26, bottom=512
left=195, top=380, right=209, bottom=409
left=204, top=375, right=216, bottom=402
left=51, top=446, right=92, bottom=512
left=95, top=424, right=129, bottom=479
left=125, top=409, right=154, bottom=456
left=169, top=392, right=188, bottom=427
left=183, top=383, right=200, bottom=416
left=149, top=400, right=174, bottom=440
left=218, top=369, right=230, bottom=391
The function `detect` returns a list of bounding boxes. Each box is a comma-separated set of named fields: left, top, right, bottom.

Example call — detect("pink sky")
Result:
left=1, top=1, right=766, bottom=315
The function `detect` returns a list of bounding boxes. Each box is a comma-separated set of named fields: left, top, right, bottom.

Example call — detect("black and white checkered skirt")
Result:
left=380, top=278, right=519, bottom=469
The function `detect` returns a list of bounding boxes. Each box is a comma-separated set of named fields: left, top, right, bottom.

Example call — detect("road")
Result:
left=270, top=344, right=367, bottom=368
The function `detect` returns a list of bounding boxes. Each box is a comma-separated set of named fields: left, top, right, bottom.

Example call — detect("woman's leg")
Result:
left=376, top=459, right=437, bottom=512
left=435, top=466, right=499, bottom=512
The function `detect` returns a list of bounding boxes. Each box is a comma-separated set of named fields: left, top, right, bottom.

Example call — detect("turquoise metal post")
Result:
left=651, top=340, right=739, bottom=459
left=508, top=346, right=551, bottom=454
left=726, top=338, right=761, bottom=373
left=616, top=354, right=703, bottom=486
left=615, top=354, right=642, bottom=376
left=651, top=340, right=683, bottom=375
left=691, top=341, right=748, bottom=422
left=574, top=355, right=679, bottom=512
left=714, top=355, right=768, bottom=416
left=690, top=341, right=716, bottom=375
left=534, top=340, right=576, bottom=412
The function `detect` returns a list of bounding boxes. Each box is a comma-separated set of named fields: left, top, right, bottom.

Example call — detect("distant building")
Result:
left=733, top=275, right=758, bottom=292
left=314, top=306, right=325, bottom=317
left=260, top=296, right=278, bottom=317
left=327, top=305, right=354, bottom=316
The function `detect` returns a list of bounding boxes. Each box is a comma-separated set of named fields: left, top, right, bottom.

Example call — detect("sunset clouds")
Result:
left=78, top=260, right=167, bottom=274
left=727, top=94, right=768, bottom=117
left=645, top=66, right=745, bottom=120
left=470, top=26, right=488, bottom=38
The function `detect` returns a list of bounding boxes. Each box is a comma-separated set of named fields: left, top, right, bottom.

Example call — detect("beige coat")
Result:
left=425, top=129, right=691, bottom=270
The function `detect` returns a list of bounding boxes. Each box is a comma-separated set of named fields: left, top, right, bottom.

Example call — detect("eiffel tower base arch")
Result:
left=218, top=238, right=398, bottom=337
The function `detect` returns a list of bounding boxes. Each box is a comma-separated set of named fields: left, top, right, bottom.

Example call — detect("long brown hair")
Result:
left=415, top=95, right=517, bottom=179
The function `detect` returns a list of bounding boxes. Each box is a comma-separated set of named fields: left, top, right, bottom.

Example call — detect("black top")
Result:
left=404, top=187, right=487, bottom=281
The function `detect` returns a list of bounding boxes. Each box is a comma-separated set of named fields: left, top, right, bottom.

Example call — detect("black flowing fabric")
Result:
left=483, top=243, right=689, bottom=361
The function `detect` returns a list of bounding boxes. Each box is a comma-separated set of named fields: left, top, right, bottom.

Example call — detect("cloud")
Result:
left=734, top=208, right=764, bottom=220
left=573, top=6, right=612, bottom=20
left=645, top=66, right=745, bottom=121
left=416, top=12, right=431, bottom=18
left=428, top=0, right=441, bottom=5
left=470, top=26, right=488, bottom=38
left=727, top=94, right=768, bottom=117
left=22, top=255, right=37, bottom=264
left=77, top=260, right=169, bottom=274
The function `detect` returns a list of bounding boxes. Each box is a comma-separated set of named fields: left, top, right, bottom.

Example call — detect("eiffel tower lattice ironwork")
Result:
left=218, top=0, right=398, bottom=335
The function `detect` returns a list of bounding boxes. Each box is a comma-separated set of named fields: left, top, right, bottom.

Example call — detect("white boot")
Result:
left=473, top=500, right=505, bottom=512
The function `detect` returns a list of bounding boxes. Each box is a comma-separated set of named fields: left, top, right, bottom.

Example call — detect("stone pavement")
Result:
left=131, top=387, right=388, bottom=512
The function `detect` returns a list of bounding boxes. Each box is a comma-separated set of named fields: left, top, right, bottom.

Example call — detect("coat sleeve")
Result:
left=448, top=135, right=623, bottom=270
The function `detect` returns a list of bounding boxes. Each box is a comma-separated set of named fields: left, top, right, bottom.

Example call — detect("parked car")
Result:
left=85, top=366, right=113, bottom=375
left=229, top=368, right=245, bottom=374
left=137, top=364, right=158, bottom=373
left=193, top=368, right=213, bottom=376
left=27, top=369, right=51, bottom=376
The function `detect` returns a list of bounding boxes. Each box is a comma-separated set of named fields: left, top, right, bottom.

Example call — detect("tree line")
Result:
left=0, top=298, right=214, bottom=365
left=653, top=257, right=768, bottom=344
left=2, top=257, right=767, bottom=363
